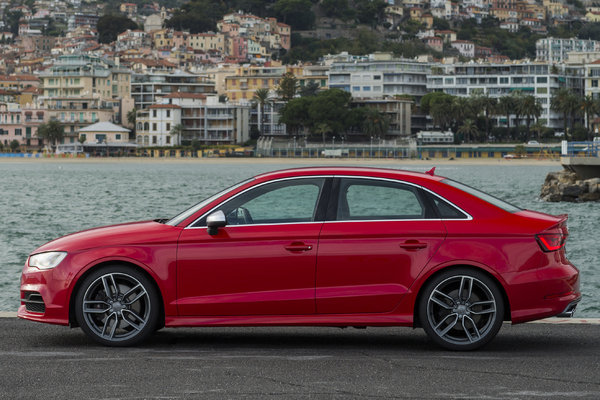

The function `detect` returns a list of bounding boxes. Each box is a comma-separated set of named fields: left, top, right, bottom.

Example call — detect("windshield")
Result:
left=442, top=179, right=522, bottom=213
left=165, top=178, right=254, bottom=226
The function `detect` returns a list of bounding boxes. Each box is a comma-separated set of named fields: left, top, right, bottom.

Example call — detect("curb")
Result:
left=0, top=312, right=598, bottom=324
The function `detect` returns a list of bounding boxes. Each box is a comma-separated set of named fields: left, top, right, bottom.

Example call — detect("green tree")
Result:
left=170, top=124, right=184, bottom=146
left=472, top=94, right=497, bottom=142
left=127, top=108, right=137, bottom=129
left=362, top=108, right=389, bottom=140
left=252, top=88, right=272, bottom=134
left=421, top=92, right=454, bottom=130
left=551, top=88, right=580, bottom=140
left=354, top=0, right=387, bottom=27
left=497, top=95, right=516, bottom=131
left=273, top=0, right=315, bottom=30
left=458, top=119, right=478, bottom=144
left=9, top=139, right=19, bottom=152
left=299, top=81, right=320, bottom=97
left=321, top=0, right=353, bottom=20
left=97, top=14, right=138, bottom=44
left=580, top=95, right=598, bottom=139
left=307, top=89, right=352, bottom=138
left=166, top=0, right=228, bottom=33
left=279, top=96, right=311, bottom=135
left=36, top=120, right=64, bottom=150
left=517, top=95, right=542, bottom=141
left=277, top=72, right=299, bottom=101
left=452, top=97, right=476, bottom=131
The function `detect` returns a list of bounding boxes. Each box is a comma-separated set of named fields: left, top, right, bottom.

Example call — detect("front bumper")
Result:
left=18, top=264, right=72, bottom=326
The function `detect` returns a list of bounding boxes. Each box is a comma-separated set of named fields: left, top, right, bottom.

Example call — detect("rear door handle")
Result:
left=399, top=241, right=428, bottom=250
left=285, top=242, right=313, bottom=252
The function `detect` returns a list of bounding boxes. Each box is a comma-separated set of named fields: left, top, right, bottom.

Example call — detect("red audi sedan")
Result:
left=19, top=167, right=580, bottom=350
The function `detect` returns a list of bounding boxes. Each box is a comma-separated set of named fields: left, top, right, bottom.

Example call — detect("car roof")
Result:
left=254, top=166, right=446, bottom=184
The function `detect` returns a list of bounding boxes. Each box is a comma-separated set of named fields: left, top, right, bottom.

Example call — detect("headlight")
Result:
left=28, top=252, right=67, bottom=270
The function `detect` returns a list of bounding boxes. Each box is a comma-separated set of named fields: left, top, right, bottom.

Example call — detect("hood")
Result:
left=32, top=220, right=183, bottom=254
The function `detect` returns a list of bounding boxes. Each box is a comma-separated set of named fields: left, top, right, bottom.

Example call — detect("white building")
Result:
left=328, top=55, right=431, bottom=130
left=536, top=37, right=600, bottom=63
left=427, top=62, right=584, bottom=129
left=135, top=104, right=182, bottom=146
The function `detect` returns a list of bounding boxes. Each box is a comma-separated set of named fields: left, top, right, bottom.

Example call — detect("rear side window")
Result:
left=442, top=179, right=521, bottom=213
left=431, top=196, right=468, bottom=219
left=337, top=178, right=427, bottom=220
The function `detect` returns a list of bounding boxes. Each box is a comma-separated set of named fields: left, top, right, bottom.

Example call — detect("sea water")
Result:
left=0, top=160, right=597, bottom=317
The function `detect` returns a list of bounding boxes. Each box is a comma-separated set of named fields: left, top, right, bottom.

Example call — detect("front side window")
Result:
left=194, top=178, right=325, bottom=226
left=337, top=178, right=425, bottom=220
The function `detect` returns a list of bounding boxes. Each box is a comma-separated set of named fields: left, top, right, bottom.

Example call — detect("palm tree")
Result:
left=314, top=122, right=332, bottom=143
left=517, top=95, right=543, bottom=141
left=170, top=123, right=184, bottom=146
left=580, top=95, right=597, bottom=139
left=252, top=88, right=271, bottom=135
left=551, top=88, right=580, bottom=140
left=458, top=119, right=478, bottom=144
left=363, top=108, right=389, bottom=140
left=473, top=94, right=497, bottom=142
left=452, top=97, right=474, bottom=132
left=497, top=96, right=514, bottom=130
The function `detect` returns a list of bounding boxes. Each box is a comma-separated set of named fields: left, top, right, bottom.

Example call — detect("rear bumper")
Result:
left=507, top=261, right=580, bottom=324
left=556, top=298, right=581, bottom=318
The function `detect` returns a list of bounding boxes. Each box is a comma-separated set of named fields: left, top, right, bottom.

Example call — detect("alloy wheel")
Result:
left=81, top=272, right=152, bottom=343
left=426, top=274, right=499, bottom=347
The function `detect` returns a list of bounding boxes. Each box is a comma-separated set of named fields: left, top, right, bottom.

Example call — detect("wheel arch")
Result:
left=68, top=260, right=166, bottom=329
left=412, top=264, right=511, bottom=328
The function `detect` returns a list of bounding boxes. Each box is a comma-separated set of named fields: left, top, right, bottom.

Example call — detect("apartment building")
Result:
left=328, top=55, right=431, bottom=131
left=39, top=54, right=131, bottom=100
left=224, top=65, right=303, bottom=102
left=427, top=62, right=584, bottom=129
left=131, top=71, right=215, bottom=110
left=0, top=102, right=44, bottom=148
left=536, top=37, right=600, bottom=63
left=42, top=96, right=124, bottom=142
left=135, top=104, right=182, bottom=146
left=150, top=93, right=251, bottom=145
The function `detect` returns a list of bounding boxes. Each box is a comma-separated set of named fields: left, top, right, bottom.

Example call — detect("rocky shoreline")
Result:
left=541, top=170, right=600, bottom=202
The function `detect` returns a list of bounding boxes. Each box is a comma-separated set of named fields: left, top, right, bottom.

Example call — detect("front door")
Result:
left=177, top=177, right=328, bottom=316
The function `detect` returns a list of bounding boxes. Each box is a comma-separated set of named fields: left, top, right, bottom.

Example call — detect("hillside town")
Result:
left=1, top=0, right=600, bottom=156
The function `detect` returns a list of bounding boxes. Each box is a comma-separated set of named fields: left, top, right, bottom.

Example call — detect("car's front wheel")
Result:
left=74, top=266, right=159, bottom=346
left=419, top=268, right=504, bottom=351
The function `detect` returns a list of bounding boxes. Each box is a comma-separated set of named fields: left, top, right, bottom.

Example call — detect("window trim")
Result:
left=186, top=176, right=332, bottom=229
left=325, top=176, right=472, bottom=223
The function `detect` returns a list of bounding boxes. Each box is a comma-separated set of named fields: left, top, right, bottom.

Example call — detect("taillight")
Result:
left=536, top=232, right=567, bottom=252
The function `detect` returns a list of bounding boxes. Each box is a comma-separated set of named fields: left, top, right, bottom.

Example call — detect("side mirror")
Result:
left=206, top=210, right=227, bottom=235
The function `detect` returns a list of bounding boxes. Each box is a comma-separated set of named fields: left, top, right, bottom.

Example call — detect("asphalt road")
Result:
left=0, top=317, right=598, bottom=400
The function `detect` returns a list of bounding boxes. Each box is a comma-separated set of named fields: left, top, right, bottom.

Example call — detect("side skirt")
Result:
left=165, top=313, right=414, bottom=328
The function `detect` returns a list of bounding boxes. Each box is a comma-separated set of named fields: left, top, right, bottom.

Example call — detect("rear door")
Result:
left=316, top=177, right=446, bottom=314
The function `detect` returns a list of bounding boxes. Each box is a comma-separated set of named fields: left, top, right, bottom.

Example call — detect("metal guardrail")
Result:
left=563, top=141, right=600, bottom=157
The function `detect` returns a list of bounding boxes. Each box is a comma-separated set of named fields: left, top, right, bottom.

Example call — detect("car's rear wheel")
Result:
left=419, top=268, right=504, bottom=351
left=75, top=266, right=159, bottom=346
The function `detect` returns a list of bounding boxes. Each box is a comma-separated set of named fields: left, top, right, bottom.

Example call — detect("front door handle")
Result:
left=285, top=242, right=313, bottom=252
left=399, top=241, right=428, bottom=250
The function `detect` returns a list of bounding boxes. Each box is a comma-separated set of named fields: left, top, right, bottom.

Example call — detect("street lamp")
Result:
left=332, top=136, right=335, bottom=148
left=370, top=136, right=373, bottom=158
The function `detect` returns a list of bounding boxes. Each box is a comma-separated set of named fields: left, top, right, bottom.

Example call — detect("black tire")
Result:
left=74, top=265, right=160, bottom=346
left=418, top=268, right=504, bottom=351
